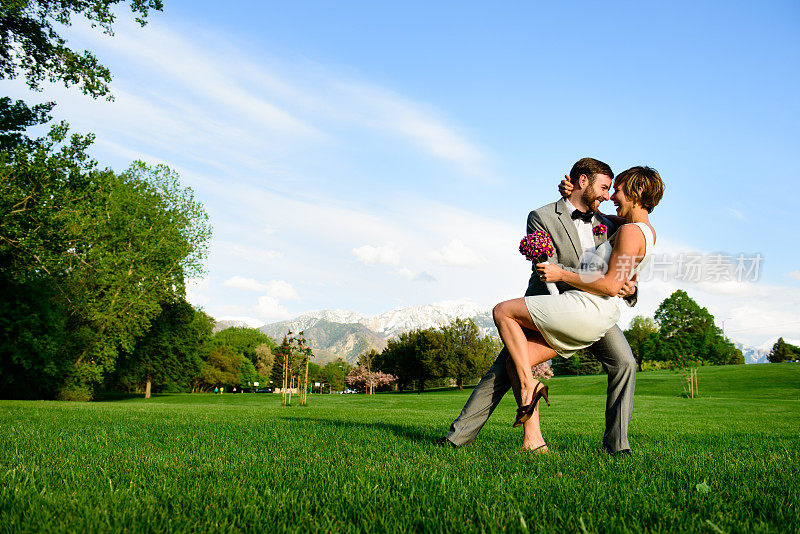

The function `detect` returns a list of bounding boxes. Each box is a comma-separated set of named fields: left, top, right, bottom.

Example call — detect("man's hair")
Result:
left=569, top=157, right=614, bottom=185
left=614, top=166, right=664, bottom=213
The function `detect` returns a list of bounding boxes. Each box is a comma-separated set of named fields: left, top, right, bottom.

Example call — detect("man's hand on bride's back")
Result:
left=558, top=174, right=573, bottom=197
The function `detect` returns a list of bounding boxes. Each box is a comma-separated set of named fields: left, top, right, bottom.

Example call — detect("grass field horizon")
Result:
left=2, top=364, right=798, bottom=533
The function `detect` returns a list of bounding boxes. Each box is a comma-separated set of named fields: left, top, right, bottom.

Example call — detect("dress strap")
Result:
left=633, top=222, right=654, bottom=256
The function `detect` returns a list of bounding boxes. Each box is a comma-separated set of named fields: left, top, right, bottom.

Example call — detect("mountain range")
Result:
left=215, top=303, right=790, bottom=366
left=254, top=301, right=496, bottom=363
left=735, top=336, right=800, bottom=364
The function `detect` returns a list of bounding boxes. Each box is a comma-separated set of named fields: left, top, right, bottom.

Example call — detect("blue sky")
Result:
left=4, top=1, right=799, bottom=346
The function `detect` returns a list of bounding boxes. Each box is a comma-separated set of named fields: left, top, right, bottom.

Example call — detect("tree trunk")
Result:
left=144, top=378, right=152, bottom=399
left=457, top=377, right=463, bottom=390
left=303, top=359, right=309, bottom=405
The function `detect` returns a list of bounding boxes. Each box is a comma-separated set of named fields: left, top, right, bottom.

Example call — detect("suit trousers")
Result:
left=445, top=324, right=636, bottom=452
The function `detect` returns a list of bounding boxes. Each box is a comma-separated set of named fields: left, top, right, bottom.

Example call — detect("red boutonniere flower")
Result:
left=593, top=224, right=607, bottom=236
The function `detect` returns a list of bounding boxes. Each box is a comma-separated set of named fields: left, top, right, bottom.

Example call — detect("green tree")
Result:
left=210, top=327, right=276, bottom=366
left=0, top=273, right=70, bottom=398
left=1, top=128, right=211, bottom=397
left=768, top=338, right=799, bottom=363
left=0, top=97, right=54, bottom=151
left=254, top=343, right=274, bottom=382
left=550, top=349, right=602, bottom=376
left=377, top=328, right=445, bottom=392
left=0, top=1, right=164, bottom=158
left=198, top=346, right=245, bottom=390
left=653, top=290, right=739, bottom=366
left=112, top=300, right=213, bottom=397
left=624, top=315, right=659, bottom=371
left=307, top=361, right=322, bottom=384
left=321, top=358, right=352, bottom=391
left=1, top=0, right=163, bottom=99
left=440, top=318, right=485, bottom=390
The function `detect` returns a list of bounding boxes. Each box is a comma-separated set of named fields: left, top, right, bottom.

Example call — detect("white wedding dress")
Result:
left=524, top=222, right=654, bottom=357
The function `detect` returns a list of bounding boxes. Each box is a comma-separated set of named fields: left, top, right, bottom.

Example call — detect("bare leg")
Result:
left=493, top=298, right=546, bottom=408
left=497, top=312, right=557, bottom=451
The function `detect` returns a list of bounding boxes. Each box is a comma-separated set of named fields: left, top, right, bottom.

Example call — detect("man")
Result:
left=439, top=157, right=638, bottom=455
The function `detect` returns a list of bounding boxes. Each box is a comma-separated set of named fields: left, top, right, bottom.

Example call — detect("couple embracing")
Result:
left=439, top=158, right=664, bottom=455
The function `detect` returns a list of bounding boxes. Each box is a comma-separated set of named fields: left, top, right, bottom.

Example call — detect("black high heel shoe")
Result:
left=512, top=383, right=550, bottom=428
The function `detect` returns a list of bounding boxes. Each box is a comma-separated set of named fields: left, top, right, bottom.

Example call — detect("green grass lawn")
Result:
left=1, top=364, right=799, bottom=533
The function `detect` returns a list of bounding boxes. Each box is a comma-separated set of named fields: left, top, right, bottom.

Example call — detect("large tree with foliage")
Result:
left=653, top=290, right=742, bottom=365
left=197, top=346, right=249, bottom=391
left=209, top=327, right=276, bottom=366
left=1, top=1, right=164, bottom=155
left=377, top=328, right=446, bottom=392
left=1, top=127, right=211, bottom=398
left=1, top=0, right=163, bottom=98
left=768, top=338, right=799, bottom=363
left=320, top=358, right=352, bottom=392
left=624, top=315, right=659, bottom=371
left=439, top=318, right=495, bottom=390
left=111, top=300, right=213, bottom=397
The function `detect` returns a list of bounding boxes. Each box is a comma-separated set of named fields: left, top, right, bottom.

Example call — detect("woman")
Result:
left=492, top=166, right=664, bottom=452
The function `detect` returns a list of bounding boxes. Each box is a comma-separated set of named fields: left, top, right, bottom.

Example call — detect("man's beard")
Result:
left=581, top=188, right=601, bottom=212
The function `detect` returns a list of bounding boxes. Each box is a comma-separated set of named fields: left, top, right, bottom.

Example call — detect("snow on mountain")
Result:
left=366, top=300, right=486, bottom=337
left=756, top=336, right=800, bottom=351
left=735, top=343, right=770, bottom=365
left=258, top=300, right=491, bottom=339
left=213, top=318, right=264, bottom=333
left=293, top=309, right=368, bottom=326
left=732, top=336, right=800, bottom=365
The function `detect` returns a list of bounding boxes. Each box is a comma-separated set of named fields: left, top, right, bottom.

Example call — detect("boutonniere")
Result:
left=593, top=224, right=607, bottom=236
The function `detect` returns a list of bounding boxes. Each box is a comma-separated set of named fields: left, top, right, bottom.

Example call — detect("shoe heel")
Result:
left=542, top=385, right=550, bottom=407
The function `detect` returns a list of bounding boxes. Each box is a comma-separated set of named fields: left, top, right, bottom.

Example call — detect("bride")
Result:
left=492, top=166, right=664, bottom=451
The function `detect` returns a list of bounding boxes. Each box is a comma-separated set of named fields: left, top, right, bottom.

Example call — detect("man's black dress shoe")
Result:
left=608, top=448, right=631, bottom=457
left=436, top=437, right=457, bottom=448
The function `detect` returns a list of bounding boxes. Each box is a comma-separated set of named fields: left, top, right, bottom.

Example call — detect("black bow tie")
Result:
left=571, top=209, right=594, bottom=223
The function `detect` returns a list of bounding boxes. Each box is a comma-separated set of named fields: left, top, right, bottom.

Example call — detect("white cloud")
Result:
left=352, top=243, right=401, bottom=266
left=223, top=276, right=267, bottom=292
left=395, top=267, right=437, bottom=282
left=337, top=83, right=491, bottom=179
left=254, top=296, right=291, bottom=322
left=430, top=239, right=486, bottom=267
left=727, top=208, right=747, bottom=221
left=263, top=280, right=300, bottom=301
left=695, top=280, right=757, bottom=296
left=225, top=244, right=285, bottom=263
left=58, top=19, right=491, bottom=182
left=395, top=267, right=414, bottom=279
left=414, top=271, right=438, bottom=283
left=785, top=270, right=800, bottom=280
left=185, top=277, right=211, bottom=306
left=223, top=277, right=299, bottom=300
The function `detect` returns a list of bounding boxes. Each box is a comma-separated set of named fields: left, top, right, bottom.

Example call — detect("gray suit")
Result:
left=445, top=198, right=637, bottom=452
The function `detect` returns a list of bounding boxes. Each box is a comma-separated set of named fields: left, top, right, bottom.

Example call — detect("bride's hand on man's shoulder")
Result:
left=537, top=262, right=563, bottom=282
left=558, top=174, right=573, bottom=197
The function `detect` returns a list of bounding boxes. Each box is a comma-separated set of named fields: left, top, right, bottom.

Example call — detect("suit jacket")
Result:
left=524, top=198, right=637, bottom=307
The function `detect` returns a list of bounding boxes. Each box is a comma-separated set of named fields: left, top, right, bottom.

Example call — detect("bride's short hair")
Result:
left=615, top=166, right=664, bottom=213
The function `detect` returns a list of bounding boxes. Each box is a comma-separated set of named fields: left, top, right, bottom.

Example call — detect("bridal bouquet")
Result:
left=519, top=231, right=558, bottom=295
left=519, top=231, right=555, bottom=262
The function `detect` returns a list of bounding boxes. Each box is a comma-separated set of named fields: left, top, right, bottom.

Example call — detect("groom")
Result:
left=439, top=157, right=638, bottom=455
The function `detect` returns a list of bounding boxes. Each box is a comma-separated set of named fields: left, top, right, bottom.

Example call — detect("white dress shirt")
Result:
left=564, top=198, right=596, bottom=261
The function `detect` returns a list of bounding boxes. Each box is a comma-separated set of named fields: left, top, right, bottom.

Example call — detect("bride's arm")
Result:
left=537, top=225, right=645, bottom=297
